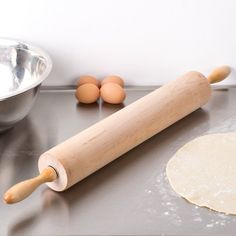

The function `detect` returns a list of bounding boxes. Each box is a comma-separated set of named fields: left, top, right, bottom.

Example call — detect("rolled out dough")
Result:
left=166, top=133, right=236, bottom=215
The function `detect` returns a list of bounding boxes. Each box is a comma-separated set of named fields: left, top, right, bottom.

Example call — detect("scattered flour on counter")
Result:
left=139, top=169, right=236, bottom=229
left=134, top=113, right=236, bottom=231
left=206, top=114, right=236, bottom=134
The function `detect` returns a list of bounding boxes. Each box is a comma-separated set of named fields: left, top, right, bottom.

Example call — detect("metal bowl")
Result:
left=0, top=39, right=52, bottom=133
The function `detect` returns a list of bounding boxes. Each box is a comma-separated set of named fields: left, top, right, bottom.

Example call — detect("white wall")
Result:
left=0, top=0, right=235, bottom=86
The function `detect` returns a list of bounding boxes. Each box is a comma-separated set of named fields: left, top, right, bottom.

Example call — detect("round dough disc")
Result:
left=166, top=133, right=236, bottom=214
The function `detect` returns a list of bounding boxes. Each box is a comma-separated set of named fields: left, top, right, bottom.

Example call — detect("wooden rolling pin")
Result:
left=4, top=66, right=231, bottom=204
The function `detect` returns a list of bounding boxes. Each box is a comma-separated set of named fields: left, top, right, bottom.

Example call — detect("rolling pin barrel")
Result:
left=38, top=71, right=211, bottom=191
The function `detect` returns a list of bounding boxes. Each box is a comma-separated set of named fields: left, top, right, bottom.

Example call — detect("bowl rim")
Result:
left=0, top=38, right=52, bottom=101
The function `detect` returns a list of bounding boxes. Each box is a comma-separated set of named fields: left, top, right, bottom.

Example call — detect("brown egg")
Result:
left=101, top=75, right=124, bottom=87
left=100, top=83, right=126, bottom=104
left=77, top=75, right=99, bottom=87
left=75, top=83, right=100, bottom=104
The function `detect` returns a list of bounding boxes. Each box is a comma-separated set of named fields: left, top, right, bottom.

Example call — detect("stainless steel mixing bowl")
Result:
left=0, top=39, right=52, bottom=133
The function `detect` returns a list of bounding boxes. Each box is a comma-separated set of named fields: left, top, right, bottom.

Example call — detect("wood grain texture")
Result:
left=38, top=71, right=211, bottom=191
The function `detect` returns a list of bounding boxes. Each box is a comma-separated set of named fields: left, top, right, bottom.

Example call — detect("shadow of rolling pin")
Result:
left=3, top=66, right=231, bottom=204
left=8, top=189, right=69, bottom=236
left=7, top=108, right=210, bottom=235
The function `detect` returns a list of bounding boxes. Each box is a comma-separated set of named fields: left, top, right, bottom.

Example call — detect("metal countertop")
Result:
left=1, top=87, right=236, bottom=236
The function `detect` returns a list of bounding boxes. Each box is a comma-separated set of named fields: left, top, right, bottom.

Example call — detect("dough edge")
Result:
left=166, top=132, right=236, bottom=215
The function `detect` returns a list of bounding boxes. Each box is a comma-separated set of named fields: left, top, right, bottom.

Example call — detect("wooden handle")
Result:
left=4, top=167, right=57, bottom=204
left=208, top=65, right=231, bottom=84
left=3, top=66, right=231, bottom=204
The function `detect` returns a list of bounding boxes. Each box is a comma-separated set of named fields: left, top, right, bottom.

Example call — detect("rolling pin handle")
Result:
left=207, top=65, right=231, bottom=84
left=3, top=166, right=57, bottom=204
left=3, top=65, right=231, bottom=205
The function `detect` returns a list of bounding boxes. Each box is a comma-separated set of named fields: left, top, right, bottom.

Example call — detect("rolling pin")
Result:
left=3, top=66, right=231, bottom=204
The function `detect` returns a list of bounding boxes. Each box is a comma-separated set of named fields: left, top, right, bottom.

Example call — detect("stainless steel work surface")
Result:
left=1, top=87, right=236, bottom=236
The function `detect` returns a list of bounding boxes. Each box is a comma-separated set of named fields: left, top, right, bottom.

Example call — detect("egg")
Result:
left=100, top=83, right=126, bottom=104
left=101, top=75, right=124, bottom=87
left=77, top=75, right=99, bottom=87
left=75, top=83, right=100, bottom=104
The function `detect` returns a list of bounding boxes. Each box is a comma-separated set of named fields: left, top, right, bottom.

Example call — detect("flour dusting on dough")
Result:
left=166, top=133, right=236, bottom=215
